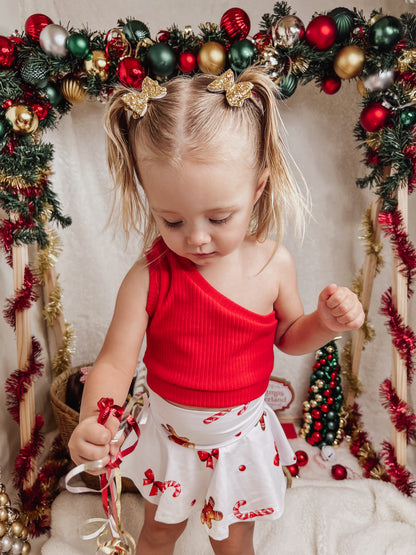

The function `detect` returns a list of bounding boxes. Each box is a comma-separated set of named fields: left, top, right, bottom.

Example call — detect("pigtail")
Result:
left=236, top=67, right=310, bottom=245
left=104, top=87, right=148, bottom=239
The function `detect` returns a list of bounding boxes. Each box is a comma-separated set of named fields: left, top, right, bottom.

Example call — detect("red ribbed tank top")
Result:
left=143, top=239, right=278, bottom=407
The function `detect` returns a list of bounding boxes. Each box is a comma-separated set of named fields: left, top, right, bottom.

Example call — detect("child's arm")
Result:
left=68, top=258, right=149, bottom=469
left=273, top=247, right=364, bottom=356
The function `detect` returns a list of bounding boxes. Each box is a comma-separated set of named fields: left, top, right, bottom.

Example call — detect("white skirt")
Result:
left=120, top=388, right=296, bottom=541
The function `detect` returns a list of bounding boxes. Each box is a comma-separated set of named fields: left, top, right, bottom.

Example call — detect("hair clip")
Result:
left=122, top=77, right=167, bottom=118
left=207, top=69, right=253, bottom=107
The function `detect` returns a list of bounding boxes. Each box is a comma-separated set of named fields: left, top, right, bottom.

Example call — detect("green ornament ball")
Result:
left=146, top=43, right=176, bottom=77
left=369, top=15, right=402, bottom=50
left=327, top=420, right=338, bottom=431
left=328, top=7, right=355, bottom=41
left=67, top=33, right=90, bottom=58
left=325, top=431, right=336, bottom=444
left=278, top=74, right=298, bottom=98
left=0, top=120, right=8, bottom=138
left=228, top=39, right=257, bottom=74
left=42, top=84, right=63, bottom=107
left=123, top=20, right=151, bottom=43
left=399, top=107, right=416, bottom=127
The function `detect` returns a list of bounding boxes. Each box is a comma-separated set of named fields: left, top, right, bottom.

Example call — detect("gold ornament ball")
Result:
left=311, top=384, right=319, bottom=393
left=315, top=394, right=323, bottom=403
left=309, top=399, right=317, bottom=408
left=21, top=541, right=31, bottom=554
left=0, top=522, right=7, bottom=537
left=0, top=508, right=8, bottom=522
left=316, top=379, right=324, bottom=388
left=298, top=430, right=306, bottom=439
left=334, top=45, right=365, bottom=80
left=84, top=50, right=109, bottom=81
left=197, top=42, right=227, bottom=75
left=5, top=105, right=39, bottom=134
left=302, top=401, right=310, bottom=411
left=304, top=413, right=312, bottom=423
left=61, top=77, right=88, bottom=104
left=0, top=493, right=10, bottom=507
left=356, top=79, right=367, bottom=97
left=11, top=521, right=24, bottom=537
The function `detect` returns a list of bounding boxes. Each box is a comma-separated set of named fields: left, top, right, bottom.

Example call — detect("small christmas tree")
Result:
left=299, top=340, right=347, bottom=447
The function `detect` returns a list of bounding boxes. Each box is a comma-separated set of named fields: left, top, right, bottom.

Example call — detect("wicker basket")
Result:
left=50, top=364, right=138, bottom=493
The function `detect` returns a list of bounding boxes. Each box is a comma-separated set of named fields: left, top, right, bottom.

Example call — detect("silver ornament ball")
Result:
left=1, top=534, right=13, bottom=552
left=272, top=15, right=305, bottom=48
left=362, top=69, right=394, bottom=92
left=11, top=537, right=23, bottom=554
left=39, top=24, right=69, bottom=57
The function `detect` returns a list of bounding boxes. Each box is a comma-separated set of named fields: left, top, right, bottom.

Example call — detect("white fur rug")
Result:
left=43, top=442, right=416, bottom=555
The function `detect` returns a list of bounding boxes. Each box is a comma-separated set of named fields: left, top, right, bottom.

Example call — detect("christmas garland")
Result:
left=1, top=1, right=416, bottom=537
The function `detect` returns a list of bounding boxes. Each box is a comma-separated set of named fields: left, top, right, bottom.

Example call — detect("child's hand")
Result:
left=68, top=415, right=121, bottom=475
left=317, top=284, right=364, bottom=333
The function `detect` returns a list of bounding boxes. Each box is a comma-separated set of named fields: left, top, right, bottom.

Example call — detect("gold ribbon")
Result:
left=207, top=69, right=253, bottom=107
left=122, top=77, right=167, bottom=118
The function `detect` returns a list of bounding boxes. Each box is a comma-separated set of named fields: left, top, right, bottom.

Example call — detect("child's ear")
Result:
left=254, top=168, right=270, bottom=203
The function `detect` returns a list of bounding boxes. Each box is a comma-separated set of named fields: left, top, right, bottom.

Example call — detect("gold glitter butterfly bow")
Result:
left=207, top=69, right=253, bottom=107
left=122, top=77, right=167, bottom=118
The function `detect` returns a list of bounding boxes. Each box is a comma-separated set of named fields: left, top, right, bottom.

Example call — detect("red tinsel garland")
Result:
left=3, top=266, right=39, bottom=329
left=380, top=379, right=416, bottom=442
left=379, top=209, right=416, bottom=297
left=380, top=288, right=416, bottom=383
left=0, top=216, right=36, bottom=254
left=381, top=441, right=416, bottom=496
left=5, top=336, right=44, bottom=423
left=13, top=414, right=45, bottom=492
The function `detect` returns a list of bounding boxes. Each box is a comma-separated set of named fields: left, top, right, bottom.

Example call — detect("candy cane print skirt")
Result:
left=120, top=387, right=296, bottom=541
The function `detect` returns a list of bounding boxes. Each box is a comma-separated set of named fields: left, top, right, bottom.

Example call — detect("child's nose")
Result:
left=186, top=227, right=210, bottom=246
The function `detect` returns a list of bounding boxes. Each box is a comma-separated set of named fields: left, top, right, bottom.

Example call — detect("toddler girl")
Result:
left=69, top=67, right=364, bottom=555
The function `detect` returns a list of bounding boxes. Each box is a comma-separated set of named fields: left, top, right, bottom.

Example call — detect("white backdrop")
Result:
left=1, top=0, right=415, bottom=484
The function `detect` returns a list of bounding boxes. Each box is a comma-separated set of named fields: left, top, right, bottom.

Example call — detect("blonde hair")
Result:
left=104, top=66, right=308, bottom=253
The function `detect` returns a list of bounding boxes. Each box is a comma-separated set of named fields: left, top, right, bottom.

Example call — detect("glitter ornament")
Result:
left=334, top=45, right=365, bottom=79
left=39, top=24, right=69, bottom=57
left=271, top=15, right=305, bottom=48
left=25, top=13, right=53, bottom=42
left=197, top=42, right=227, bottom=75
left=305, top=15, right=337, bottom=50
left=0, top=36, right=16, bottom=68
left=220, top=8, right=251, bottom=42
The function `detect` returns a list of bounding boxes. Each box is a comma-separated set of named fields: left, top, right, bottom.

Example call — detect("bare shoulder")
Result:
left=255, top=238, right=295, bottom=276
left=116, top=256, right=149, bottom=308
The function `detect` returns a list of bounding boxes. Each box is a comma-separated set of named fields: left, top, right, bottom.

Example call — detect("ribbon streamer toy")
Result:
left=66, top=394, right=148, bottom=553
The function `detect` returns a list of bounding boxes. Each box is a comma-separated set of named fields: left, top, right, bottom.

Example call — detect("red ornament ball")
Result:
left=238, top=465, right=246, bottom=472
left=0, top=36, right=16, bottom=68
left=117, top=57, right=146, bottom=89
left=306, top=15, right=337, bottom=50
left=321, top=75, right=341, bottom=95
left=295, top=450, right=309, bottom=467
left=179, top=51, right=196, bottom=73
left=220, top=8, right=251, bottom=42
left=360, top=102, right=391, bottom=132
left=331, top=464, right=348, bottom=480
left=287, top=464, right=299, bottom=477
left=25, top=13, right=53, bottom=42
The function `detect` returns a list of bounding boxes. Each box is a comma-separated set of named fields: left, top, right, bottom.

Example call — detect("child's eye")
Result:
left=209, top=215, right=231, bottom=225
left=163, top=219, right=183, bottom=228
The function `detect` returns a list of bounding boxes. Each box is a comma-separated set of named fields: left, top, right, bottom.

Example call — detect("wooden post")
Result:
left=12, top=242, right=36, bottom=488
left=346, top=198, right=382, bottom=406
left=391, top=185, right=408, bottom=467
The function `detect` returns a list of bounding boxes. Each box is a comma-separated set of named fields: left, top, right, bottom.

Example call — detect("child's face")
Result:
left=140, top=149, right=267, bottom=267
